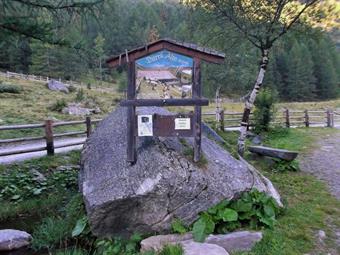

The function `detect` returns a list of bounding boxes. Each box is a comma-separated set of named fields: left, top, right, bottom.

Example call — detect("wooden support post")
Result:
left=219, top=109, right=224, bottom=131
left=285, top=109, right=290, bottom=128
left=304, top=110, right=309, bottom=127
left=45, top=119, right=54, bottom=155
left=127, top=62, right=137, bottom=164
left=86, top=116, right=92, bottom=137
left=326, top=109, right=333, bottom=127
left=193, top=58, right=202, bottom=163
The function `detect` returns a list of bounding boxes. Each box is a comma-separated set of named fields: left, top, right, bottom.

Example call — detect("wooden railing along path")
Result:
left=0, top=117, right=101, bottom=157
left=203, top=108, right=339, bottom=130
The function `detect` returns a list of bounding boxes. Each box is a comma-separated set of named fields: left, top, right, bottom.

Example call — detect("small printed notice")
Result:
left=138, top=115, right=153, bottom=136
left=175, top=118, right=191, bottom=130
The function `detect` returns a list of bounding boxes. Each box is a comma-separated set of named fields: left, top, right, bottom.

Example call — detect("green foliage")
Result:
left=158, top=244, right=183, bottom=255
left=192, top=189, right=281, bottom=242
left=32, top=194, right=89, bottom=250
left=171, top=219, right=188, bottom=234
left=0, top=167, right=78, bottom=202
left=272, top=159, right=300, bottom=172
left=75, top=88, right=85, bottom=102
left=253, top=88, right=277, bottom=133
left=55, top=248, right=92, bottom=255
left=95, top=233, right=142, bottom=255
left=50, top=99, right=67, bottom=112
left=0, top=83, right=22, bottom=94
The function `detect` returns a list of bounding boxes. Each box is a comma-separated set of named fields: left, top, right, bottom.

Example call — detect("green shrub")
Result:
left=0, top=83, right=22, bottom=94
left=95, top=233, right=142, bottom=255
left=69, top=85, right=77, bottom=93
left=75, top=88, right=85, bottom=102
left=190, top=189, right=281, bottom=242
left=0, top=167, right=78, bottom=202
left=272, top=159, right=299, bottom=172
left=55, top=248, right=92, bottom=255
left=50, top=99, right=67, bottom=112
left=253, top=88, right=277, bottom=133
left=159, top=244, right=183, bottom=255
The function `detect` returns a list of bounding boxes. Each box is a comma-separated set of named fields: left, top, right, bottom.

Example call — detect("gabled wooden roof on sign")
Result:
left=106, top=38, right=225, bottom=67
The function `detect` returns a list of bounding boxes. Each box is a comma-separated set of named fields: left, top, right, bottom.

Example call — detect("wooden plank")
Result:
left=0, top=146, right=47, bottom=157
left=0, top=123, right=44, bottom=131
left=120, top=98, right=209, bottom=107
left=53, top=131, right=86, bottom=138
left=0, top=136, right=45, bottom=144
left=193, top=57, right=202, bottom=162
left=54, top=141, right=84, bottom=149
left=127, top=61, right=137, bottom=164
left=248, top=146, right=298, bottom=161
left=53, top=120, right=85, bottom=127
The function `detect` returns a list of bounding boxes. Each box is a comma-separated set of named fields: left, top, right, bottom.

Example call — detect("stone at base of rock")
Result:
left=140, top=231, right=262, bottom=253
left=0, top=229, right=32, bottom=251
left=180, top=241, right=229, bottom=255
left=205, top=231, right=262, bottom=252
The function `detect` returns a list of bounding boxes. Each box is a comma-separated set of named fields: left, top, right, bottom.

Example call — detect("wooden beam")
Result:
left=193, top=57, right=202, bottom=162
left=120, top=98, right=209, bottom=107
left=126, top=62, right=137, bottom=164
left=248, top=146, right=298, bottom=161
left=107, top=40, right=224, bottom=68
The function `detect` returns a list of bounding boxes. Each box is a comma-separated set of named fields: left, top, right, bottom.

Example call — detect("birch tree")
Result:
left=182, top=0, right=326, bottom=155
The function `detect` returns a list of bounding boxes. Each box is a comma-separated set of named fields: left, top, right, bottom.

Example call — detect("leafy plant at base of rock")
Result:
left=253, top=88, right=277, bottom=134
left=192, top=189, right=281, bottom=242
left=272, top=159, right=299, bottom=172
left=50, top=99, right=67, bottom=112
left=159, top=244, right=183, bottom=255
left=171, top=219, right=189, bottom=234
left=0, top=83, right=22, bottom=93
left=95, top=233, right=142, bottom=255
left=0, top=167, right=78, bottom=202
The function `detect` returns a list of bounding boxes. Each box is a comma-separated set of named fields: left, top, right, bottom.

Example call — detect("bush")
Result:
left=0, top=83, right=22, bottom=94
left=50, top=99, right=67, bottom=112
left=75, top=88, right=85, bottom=102
left=179, top=189, right=282, bottom=242
left=68, top=85, right=77, bottom=93
left=253, top=88, right=277, bottom=133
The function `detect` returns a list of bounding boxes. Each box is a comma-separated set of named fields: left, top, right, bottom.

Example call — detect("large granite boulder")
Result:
left=80, top=107, right=281, bottom=237
left=47, top=79, right=69, bottom=93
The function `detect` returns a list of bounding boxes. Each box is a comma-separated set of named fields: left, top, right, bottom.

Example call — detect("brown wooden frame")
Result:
left=107, top=39, right=225, bottom=164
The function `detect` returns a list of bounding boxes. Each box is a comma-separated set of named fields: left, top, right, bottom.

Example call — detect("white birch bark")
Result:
left=237, top=49, right=269, bottom=155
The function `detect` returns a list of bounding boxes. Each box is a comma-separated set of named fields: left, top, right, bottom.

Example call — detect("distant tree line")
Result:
left=0, top=0, right=339, bottom=101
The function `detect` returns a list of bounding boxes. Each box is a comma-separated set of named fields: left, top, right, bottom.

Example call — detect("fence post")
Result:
left=304, top=110, right=309, bottom=127
left=219, top=109, right=224, bottom=131
left=86, top=116, right=92, bottom=137
left=285, top=109, right=290, bottom=128
left=326, top=109, right=334, bottom=128
left=45, top=119, right=54, bottom=155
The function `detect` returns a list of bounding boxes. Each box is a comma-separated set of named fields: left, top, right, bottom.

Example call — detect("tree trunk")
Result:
left=237, top=49, right=269, bottom=155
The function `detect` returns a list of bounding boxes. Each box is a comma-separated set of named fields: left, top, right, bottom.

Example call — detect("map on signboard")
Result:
left=136, top=50, right=193, bottom=99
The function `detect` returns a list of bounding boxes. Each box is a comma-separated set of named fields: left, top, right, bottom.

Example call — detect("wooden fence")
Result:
left=203, top=108, right=339, bottom=130
left=0, top=117, right=101, bottom=157
left=0, top=71, right=82, bottom=87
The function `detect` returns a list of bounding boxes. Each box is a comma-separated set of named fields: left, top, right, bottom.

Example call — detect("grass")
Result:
left=230, top=127, right=340, bottom=255
left=0, top=76, right=121, bottom=139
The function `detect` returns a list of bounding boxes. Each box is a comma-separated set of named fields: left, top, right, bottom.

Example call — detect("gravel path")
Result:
left=300, top=131, right=340, bottom=199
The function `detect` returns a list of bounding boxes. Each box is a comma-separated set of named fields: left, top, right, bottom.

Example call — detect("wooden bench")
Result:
left=248, top=146, right=298, bottom=161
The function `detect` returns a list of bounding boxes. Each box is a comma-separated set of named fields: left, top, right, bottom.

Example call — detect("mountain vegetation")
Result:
left=0, top=0, right=339, bottom=102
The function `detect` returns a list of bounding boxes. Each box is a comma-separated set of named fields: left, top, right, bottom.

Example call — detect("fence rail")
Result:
left=0, top=71, right=82, bottom=87
left=204, top=108, right=339, bottom=130
left=0, top=117, right=102, bottom=157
